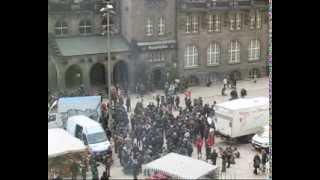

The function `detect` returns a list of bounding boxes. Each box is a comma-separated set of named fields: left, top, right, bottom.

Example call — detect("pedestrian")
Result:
left=210, top=148, right=218, bottom=165
left=205, top=143, right=211, bottom=162
left=195, top=135, right=203, bottom=159
left=104, top=155, right=112, bottom=178
left=223, top=77, right=228, bottom=88
left=226, top=146, right=232, bottom=168
left=253, top=152, right=261, bottom=175
left=221, top=150, right=227, bottom=173
left=132, top=157, right=139, bottom=180
left=156, top=95, right=160, bottom=107
left=100, top=171, right=108, bottom=180
left=71, top=161, right=80, bottom=180
left=175, top=96, right=180, bottom=109
left=261, top=149, right=268, bottom=173
left=126, top=96, right=131, bottom=112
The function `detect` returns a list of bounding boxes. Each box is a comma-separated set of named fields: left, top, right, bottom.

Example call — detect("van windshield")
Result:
left=87, top=132, right=107, bottom=144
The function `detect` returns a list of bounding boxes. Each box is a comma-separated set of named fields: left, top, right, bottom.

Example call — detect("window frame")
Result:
left=55, top=21, right=68, bottom=36
left=256, top=11, right=262, bottom=29
left=208, top=14, right=214, bottom=33
left=192, top=15, right=199, bottom=33
left=146, top=17, right=153, bottom=36
left=214, top=14, right=221, bottom=32
left=229, top=40, right=240, bottom=63
left=236, top=13, right=241, bottom=30
left=184, top=45, right=199, bottom=68
left=186, top=15, right=191, bottom=34
left=207, top=42, right=220, bottom=66
left=79, top=20, right=92, bottom=35
left=158, top=16, right=166, bottom=36
left=248, top=39, right=260, bottom=61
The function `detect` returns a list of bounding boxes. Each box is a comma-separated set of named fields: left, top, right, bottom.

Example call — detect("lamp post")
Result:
left=100, top=2, right=115, bottom=130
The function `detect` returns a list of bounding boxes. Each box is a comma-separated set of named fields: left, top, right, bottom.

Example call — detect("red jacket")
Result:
left=207, top=135, right=215, bottom=147
left=195, top=138, right=203, bottom=149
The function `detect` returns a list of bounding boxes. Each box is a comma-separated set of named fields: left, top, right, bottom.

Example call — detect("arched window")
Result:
left=55, top=21, right=68, bottom=36
left=184, top=45, right=199, bottom=68
left=207, top=43, right=220, bottom=65
left=229, top=40, right=240, bottom=63
left=248, top=39, right=260, bottom=61
left=79, top=20, right=92, bottom=34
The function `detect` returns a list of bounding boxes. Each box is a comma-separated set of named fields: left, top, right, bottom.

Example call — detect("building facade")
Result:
left=48, top=0, right=132, bottom=93
left=48, top=0, right=269, bottom=92
left=120, top=0, right=177, bottom=89
left=176, top=0, right=269, bottom=85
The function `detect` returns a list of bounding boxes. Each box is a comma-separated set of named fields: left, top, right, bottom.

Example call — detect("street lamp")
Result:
left=100, top=1, right=115, bottom=130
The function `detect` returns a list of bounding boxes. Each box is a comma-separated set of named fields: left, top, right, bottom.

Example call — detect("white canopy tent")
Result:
left=144, top=153, right=217, bottom=179
left=48, top=128, right=87, bottom=158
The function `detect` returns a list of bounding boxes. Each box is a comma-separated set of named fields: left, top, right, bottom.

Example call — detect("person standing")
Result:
left=210, top=149, right=218, bottom=165
left=261, top=150, right=268, bottom=173
left=126, top=96, right=131, bottom=112
left=195, top=135, right=203, bottom=159
left=221, top=150, right=227, bottom=173
left=253, top=152, right=261, bottom=175
left=132, top=157, right=139, bottom=180
left=223, top=77, right=228, bottom=88
left=175, top=96, right=180, bottom=110
left=104, top=155, right=112, bottom=178
left=205, top=143, right=211, bottom=162
left=156, top=95, right=160, bottom=107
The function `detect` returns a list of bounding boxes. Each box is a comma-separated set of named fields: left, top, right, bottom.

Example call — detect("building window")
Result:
left=79, top=20, right=92, bottom=34
left=208, top=15, right=214, bottom=32
left=230, top=15, right=235, bottom=31
left=149, top=51, right=165, bottom=62
left=158, top=17, right=165, bottom=36
left=184, top=45, right=199, bottom=68
left=256, top=11, right=261, bottom=29
left=250, top=13, right=255, bottom=30
left=207, top=43, right=220, bottom=65
left=236, top=13, right=241, bottom=30
left=229, top=40, right=240, bottom=63
left=146, top=17, right=153, bottom=36
left=192, top=15, right=199, bottom=33
left=248, top=39, right=260, bottom=61
left=55, top=21, right=68, bottom=36
left=214, top=15, right=221, bottom=32
left=186, top=16, right=191, bottom=33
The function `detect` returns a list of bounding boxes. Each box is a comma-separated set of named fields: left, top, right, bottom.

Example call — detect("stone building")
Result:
left=176, top=0, right=269, bottom=85
left=120, top=0, right=177, bottom=89
left=48, top=0, right=132, bottom=93
left=48, top=0, right=269, bottom=92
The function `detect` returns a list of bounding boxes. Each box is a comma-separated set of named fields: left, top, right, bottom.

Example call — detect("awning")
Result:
left=144, top=153, right=217, bottom=179
left=55, top=35, right=130, bottom=56
left=48, top=128, right=87, bottom=158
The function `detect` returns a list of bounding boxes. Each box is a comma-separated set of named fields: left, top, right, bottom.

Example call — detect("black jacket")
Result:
left=253, top=155, right=261, bottom=167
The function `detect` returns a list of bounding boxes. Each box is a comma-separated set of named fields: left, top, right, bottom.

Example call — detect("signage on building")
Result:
left=137, top=40, right=176, bottom=51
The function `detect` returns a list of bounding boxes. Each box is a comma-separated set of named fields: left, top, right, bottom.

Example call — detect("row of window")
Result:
left=146, top=17, right=166, bottom=36
left=184, top=11, right=262, bottom=34
left=54, top=20, right=92, bottom=36
left=184, top=40, right=261, bottom=68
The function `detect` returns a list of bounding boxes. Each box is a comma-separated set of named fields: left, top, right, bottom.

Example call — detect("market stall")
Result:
left=48, top=128, right=92, bottom=179
left=143, top=153, right=218, bottom=179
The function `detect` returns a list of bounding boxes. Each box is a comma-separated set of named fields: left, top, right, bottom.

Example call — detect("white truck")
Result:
left=215, top=97, right=269, bottom=141
left=48, top=96, right=102, bottom=129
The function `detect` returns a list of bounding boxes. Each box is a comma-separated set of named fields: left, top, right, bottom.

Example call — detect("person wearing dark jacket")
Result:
left=253, top=152, right=261, bottom=175
left=261, top=150, right=268, bottom=173
left=126, top=97, right=131, bottom=112
left=210, top=149, right=218, bottom=165
left=175, top=96, right=180, bottom=109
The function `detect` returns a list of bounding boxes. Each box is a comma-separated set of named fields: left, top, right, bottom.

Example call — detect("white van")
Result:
left=66, top=115, right=111, bottom=159
left=215, top=97, right=269, bottom=140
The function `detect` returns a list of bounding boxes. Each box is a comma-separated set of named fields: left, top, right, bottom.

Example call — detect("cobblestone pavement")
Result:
left=101, top=77, right=270, bottom=179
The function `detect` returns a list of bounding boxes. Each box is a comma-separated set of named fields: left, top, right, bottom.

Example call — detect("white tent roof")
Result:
left=48, top=128, right=86, bottom=158
left=144, top=153, right=217, bottom=179
left=217, top=97, right=269, bottom=110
